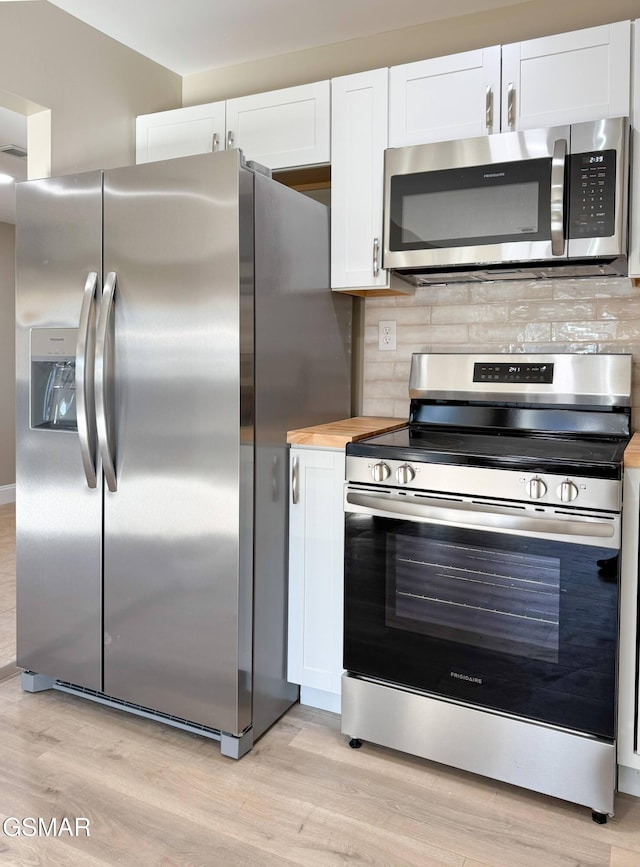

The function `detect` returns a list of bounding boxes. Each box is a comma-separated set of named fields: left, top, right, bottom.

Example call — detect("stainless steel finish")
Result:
left=383, top=117, right=628, bottom=282
left=485, top=85, right=493, bottom=131
left=227, top=130, right=234, bottom=149
left=291, top=454, right=300, bottom=504
left=408, top=352, right=632, bottom=407
left=76, top=272, right=98, bottom=489
left=372, top=237, right=380, bottom=277
left=341, top=674, right=616, bottom=816
left=95, top=270, right=117, bottom=493
left=101, top=152, right=253, bottom=733
left=346, top=456, right=623, bottom=512
left=557, top=479, right=579, bottom=502
left=507, top=82, right=515, bottom=129
left=526, top=477, right=547, bottom=500
left=550, top=137, right=567, bottom=256
left=16, top=170, right=104, bottom=691
left=395, top=463, right=415, bottom=485
left=384, top=124, right=570, bottom=272
left=16, top=150, right=351, bottom=754
left=371, top=461, right=391, bottom=482
left=344, top=487, right=620, bottom=549
left=568, top=117, right=629, bottom=261
left=212, top=133, right=220, bottom=152
left=252, top=170, right=349, bottom=739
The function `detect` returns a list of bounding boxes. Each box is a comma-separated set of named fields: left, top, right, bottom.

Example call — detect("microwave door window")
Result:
left=389, top=157, right=552, bottom=251
left=400, top=183, right=539, bottom=246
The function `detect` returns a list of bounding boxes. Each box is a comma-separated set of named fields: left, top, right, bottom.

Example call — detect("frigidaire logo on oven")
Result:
left=483, top=172, right=505, bottom=179
left=450, top=671, right=483, bottom=685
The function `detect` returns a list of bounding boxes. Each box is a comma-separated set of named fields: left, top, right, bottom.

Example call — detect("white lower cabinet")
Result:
left=288, top=445, right=345, bottom=713
left=618, top=466, right=640, bottom=794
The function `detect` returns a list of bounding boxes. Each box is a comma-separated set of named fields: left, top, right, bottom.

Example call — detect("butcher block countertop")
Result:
left=624, top=432, right=640, bottom=468
left=287, top=416, right=406, bottom=448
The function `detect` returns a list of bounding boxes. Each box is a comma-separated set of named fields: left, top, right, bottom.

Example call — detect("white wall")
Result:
left=183, top=0, right=640, bottom=104
left=0, top=223, right=15, bottom=490
left=0, top=1, right=181, bottom=176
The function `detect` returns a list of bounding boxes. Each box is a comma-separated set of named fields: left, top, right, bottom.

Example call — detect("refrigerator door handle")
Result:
left=75, top=271, right=99, bottom=489
left=95, top=271, right=118, bottom=493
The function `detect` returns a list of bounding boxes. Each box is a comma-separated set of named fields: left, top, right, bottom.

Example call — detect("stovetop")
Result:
left=347, top=426, right=629, bottom=479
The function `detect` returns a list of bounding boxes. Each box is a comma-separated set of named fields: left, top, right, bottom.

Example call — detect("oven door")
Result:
left=344, top=485, right=620, bottom=740
left=383, top=124, right=570, bottom=271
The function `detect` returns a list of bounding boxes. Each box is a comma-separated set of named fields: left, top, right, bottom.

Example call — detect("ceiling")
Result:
left=45, top=0, right=532, bottom=77
left=0, top=0, right=533, bottom=223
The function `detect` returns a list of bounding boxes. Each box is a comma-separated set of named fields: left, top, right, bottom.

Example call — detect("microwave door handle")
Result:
left=95, top=271, right=118, bottom=493
left=75, top=271, right=99, bottom=489
left=551, top=138, right=567, bottom=256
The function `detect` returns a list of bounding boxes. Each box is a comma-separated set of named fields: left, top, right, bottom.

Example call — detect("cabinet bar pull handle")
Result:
left=212, top=133, right=220, bottom=152
left=373, top=237, right=380, bottom=278
left=485, top=85, right=493, bottom=131
left=227, top=130, right=234, bottom=149
left=507, top=83, right=515, bottom=129
left=292, top=455, right=300, bottom=505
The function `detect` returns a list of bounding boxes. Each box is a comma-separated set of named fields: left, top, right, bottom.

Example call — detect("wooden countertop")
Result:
left=625, top=432, right=640, bottom=468
left=287, top=416, right=406, bottom=448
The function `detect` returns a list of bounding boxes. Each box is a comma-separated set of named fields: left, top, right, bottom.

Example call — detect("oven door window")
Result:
left=388, top=157, right=552, bottom=251
left=344, top=514, right=618, bottom=739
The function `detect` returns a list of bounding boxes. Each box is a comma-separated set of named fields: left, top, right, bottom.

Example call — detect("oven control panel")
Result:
left=473, top=362, right=554, bottom=384
left=346, top=456, right=622, bottom=513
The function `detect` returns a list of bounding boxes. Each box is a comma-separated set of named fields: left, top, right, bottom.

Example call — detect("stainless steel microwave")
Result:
left=383, top=117, right=629, bottom=285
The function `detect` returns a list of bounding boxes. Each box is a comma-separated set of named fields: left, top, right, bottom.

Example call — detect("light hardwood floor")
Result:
left=1, top=504, right=640, bottom=866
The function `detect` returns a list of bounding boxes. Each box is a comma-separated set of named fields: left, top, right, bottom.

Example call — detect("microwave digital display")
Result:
left=568, top=150, right=616, bottom=239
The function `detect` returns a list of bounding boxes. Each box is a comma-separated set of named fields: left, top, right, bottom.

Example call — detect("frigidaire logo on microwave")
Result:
left=483, top=172, right=505, bottom=178
left=450, top=671, right=483, bottom=685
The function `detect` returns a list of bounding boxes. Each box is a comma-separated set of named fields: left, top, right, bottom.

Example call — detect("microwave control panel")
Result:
left=568, top=149, right=616, bottom=239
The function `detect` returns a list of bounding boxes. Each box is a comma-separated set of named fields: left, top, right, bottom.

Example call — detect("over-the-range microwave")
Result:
left=383, top=116, right=629, bottom=285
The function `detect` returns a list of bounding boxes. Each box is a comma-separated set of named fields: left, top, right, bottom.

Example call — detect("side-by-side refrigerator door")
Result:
left=15, top=171, right=103, bottom=690
left=101, top=150, right=254, bottom=734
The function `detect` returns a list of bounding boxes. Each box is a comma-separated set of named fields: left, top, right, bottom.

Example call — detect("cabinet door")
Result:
left=135, top=102, right=226, bottom=164
left=501, top=21, right=631, bottom=131
left=288, top=447, right=345, bottom=705
left=331, top=69, right=390, bottom=291
left=388, top=47, right=501, bottom=147
left=225, top=81, right=330, bottom=170
left=618, top=467, right=640, bottom=773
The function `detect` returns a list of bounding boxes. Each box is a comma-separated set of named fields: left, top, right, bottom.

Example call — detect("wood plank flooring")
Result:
left=1, top=502, right=640, bottom=866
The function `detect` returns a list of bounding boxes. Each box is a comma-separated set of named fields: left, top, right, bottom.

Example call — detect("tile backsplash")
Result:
left=362, top=276, right=640, bottom=429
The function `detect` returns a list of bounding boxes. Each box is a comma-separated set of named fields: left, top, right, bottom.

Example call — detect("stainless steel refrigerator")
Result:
left=15, top=149, right=351, bottom=757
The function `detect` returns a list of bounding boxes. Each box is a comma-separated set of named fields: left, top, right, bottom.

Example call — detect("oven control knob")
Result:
left=396, top=464, right=416, bottom=485
left=526, top=477, right=547, bottom=499
left=557, top=479, right=579, bottom=502
left=371, top=461, right=391, bottom=482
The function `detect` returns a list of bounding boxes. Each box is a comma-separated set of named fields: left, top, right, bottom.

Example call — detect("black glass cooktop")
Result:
left=347, top=426, right=629, bottom=479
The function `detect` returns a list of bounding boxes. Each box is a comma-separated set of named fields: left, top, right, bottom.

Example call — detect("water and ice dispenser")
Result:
left=31, top=328, right=78, bottom=431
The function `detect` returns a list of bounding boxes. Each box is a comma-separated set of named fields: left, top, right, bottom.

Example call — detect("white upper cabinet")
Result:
left=388, top=47, right=501, bottom=147
left=331, top=68, right=391, bottom=291
left=136, top=81, right=330, bottom=170
left=136, top=102, right=226, bottom=164
left=501, top=21, right=631, bottom=131
left=226, top=81, right=330, bottom=169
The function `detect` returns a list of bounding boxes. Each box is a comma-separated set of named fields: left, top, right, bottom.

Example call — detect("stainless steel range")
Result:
left=342, top=352, right=632, bottom=822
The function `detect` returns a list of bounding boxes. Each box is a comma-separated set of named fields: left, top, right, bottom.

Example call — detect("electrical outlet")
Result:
left=378, top=319, right=396, bottom=351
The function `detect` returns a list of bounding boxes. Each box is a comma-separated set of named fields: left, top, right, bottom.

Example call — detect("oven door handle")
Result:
left=344, top=489, right=618, bottom=546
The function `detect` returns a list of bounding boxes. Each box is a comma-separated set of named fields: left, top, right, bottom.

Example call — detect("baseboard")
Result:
left=0, top=484, right=15, bottom=505
left=618, top=764, right=640, bottom=797
left=300, top=686, right=341, bottom=714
